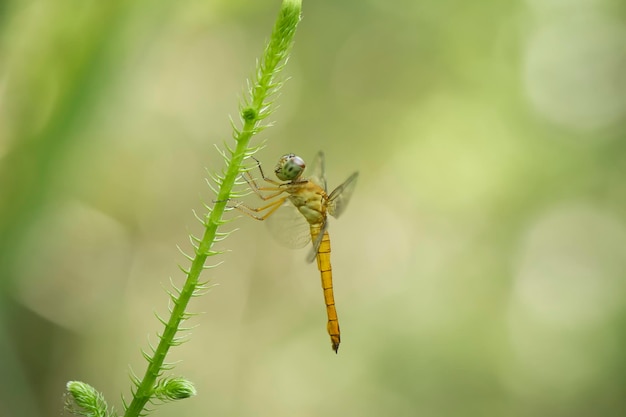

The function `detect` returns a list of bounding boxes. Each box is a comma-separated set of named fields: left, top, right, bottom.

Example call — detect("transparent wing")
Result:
left=306, top=219, right=329, bottom=263
left=328, top=172, right=359, bottom=218
left=266, top=202, right=311, bottom=249
left=308, top=151, right=327, bottom=193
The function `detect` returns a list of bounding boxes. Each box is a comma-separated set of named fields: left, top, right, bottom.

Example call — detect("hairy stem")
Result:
left=122, top=1, right=301, bottom=416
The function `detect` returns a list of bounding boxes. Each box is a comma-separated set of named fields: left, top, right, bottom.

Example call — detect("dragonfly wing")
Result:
left=266, top=202, right=311, bottom=249
left=306, top=220, right=329, bottom=263
left=328, top=171, right=359, bottom=218
left=308, top=151, right=327, bottom=193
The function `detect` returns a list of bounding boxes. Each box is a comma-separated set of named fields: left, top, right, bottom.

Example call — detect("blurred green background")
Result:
left=2, top=0, right=626, bottom=416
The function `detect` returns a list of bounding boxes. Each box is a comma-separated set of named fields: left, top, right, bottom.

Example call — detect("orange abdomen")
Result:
left=311, top=226, right=340, bottom=353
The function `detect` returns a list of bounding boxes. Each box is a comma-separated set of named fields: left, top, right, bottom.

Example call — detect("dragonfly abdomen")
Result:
left=311, top=226, right=340, bottom=353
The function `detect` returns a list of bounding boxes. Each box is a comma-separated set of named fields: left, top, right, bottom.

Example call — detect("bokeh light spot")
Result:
left=523, top=13, right=626, bottom=132
left=514, top=203, right=626, bottom=327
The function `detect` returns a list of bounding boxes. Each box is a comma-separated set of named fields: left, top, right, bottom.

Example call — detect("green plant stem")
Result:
left=123, top=1, right=301, bottom=416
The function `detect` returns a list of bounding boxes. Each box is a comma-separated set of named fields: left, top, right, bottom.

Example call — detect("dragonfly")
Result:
left=234, top=152, right=358, bottom=353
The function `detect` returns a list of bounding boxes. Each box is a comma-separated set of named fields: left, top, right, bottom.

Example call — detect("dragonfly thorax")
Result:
left=286, top=181, right=327, bottom=225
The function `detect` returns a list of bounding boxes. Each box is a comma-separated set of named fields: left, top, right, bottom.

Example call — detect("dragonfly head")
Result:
left=275, top=154, right=305, bottom=181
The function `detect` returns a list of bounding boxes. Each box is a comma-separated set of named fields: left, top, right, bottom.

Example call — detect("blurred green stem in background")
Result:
left=64, top=1, right=302, bottom=417
left=0, top=3, right=132, bottom=416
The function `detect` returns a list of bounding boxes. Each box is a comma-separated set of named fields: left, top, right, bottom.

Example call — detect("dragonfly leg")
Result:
left=251, top=156, right=282, bottom=185
left=233, top=196, right=287, bottom=221
left=242, top=170, right=284, bottom=201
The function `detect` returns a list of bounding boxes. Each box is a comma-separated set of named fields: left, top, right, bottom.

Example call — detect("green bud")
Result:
left=154, top=377, right=197, bottom=401
left=65, top=381, right=109, bottom=417
left=241, top=107, right=257, bottom=121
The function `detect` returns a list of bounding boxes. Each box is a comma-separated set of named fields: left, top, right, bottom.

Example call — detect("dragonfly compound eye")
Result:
left=275, top=154, right=306, bottom=181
